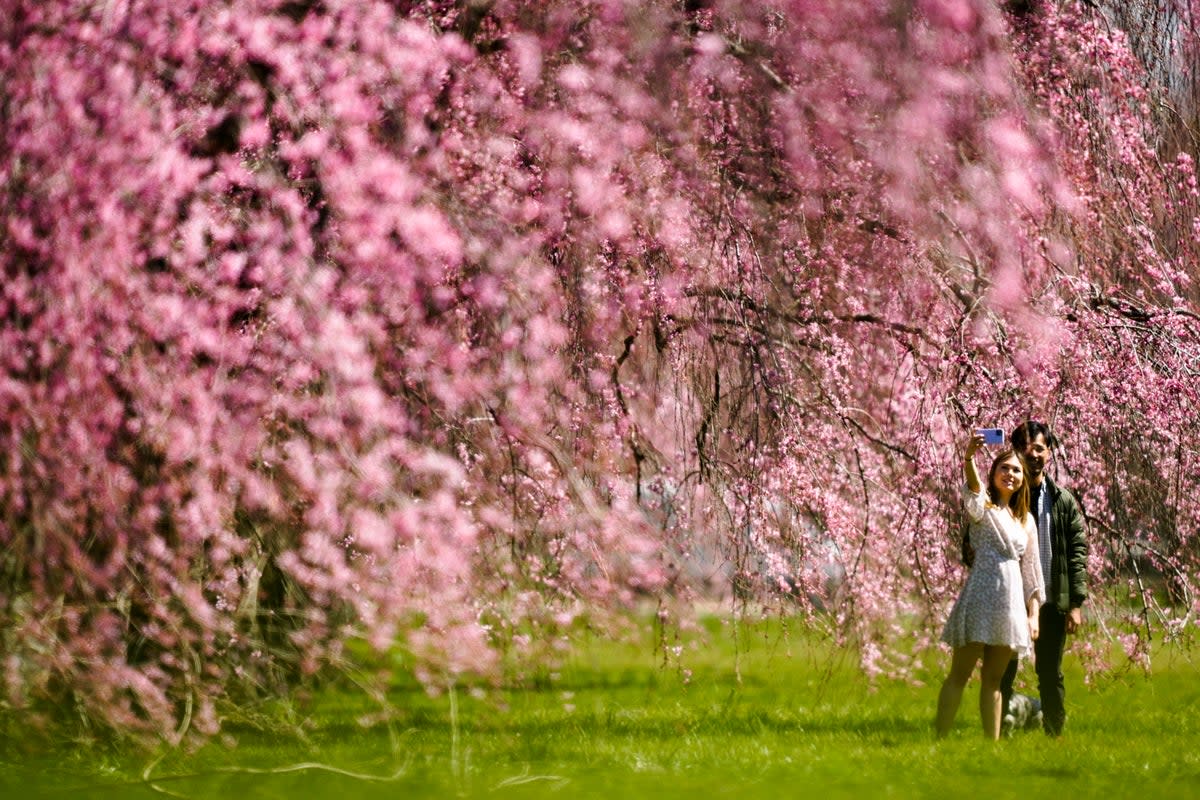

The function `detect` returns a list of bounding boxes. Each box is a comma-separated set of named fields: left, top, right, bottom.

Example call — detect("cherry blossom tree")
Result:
left=1, top=0, right=1197, bottom=743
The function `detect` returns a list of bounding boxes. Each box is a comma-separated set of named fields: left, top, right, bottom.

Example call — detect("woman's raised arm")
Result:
left=964, top=432, right=985, bottom=493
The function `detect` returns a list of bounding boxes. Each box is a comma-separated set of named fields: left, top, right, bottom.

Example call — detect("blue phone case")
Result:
left=979, top=428, right=1004, bottom=444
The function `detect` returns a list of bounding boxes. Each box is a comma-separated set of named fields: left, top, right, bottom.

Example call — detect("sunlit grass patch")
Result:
left=2, top=614, right=1197, bottom=799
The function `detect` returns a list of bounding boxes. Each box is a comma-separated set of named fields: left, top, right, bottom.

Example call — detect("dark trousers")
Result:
left=1000, top=603, right=1069, bottom=735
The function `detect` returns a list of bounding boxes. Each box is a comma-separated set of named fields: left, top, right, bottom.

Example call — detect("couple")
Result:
left=935, top=420, right=1089, bottom=740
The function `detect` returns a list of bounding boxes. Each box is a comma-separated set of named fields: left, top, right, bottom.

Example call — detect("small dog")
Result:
left=1002, top=692, right=1043, bottom=736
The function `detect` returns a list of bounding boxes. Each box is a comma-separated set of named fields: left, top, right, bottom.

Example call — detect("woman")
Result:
left=935, top=432, right=1045, bottom=739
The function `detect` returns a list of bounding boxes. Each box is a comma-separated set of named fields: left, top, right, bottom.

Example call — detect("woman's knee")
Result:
left=979, top=673, right=1004, bottom=691
left=944, top=669, right=971, bottom=689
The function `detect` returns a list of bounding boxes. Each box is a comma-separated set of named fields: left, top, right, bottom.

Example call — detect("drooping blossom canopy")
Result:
left=1, top=0, right=1197, bottom=742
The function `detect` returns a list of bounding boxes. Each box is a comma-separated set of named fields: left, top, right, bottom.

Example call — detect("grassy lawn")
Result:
left=3, top=614, right=1198, bottom=799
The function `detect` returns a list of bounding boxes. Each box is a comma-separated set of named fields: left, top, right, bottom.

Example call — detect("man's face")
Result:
left=1021, top=433, right=1051, bottom=477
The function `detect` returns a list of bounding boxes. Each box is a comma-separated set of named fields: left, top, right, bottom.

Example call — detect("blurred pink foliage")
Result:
left=1, top=0, right=1198, bottom=741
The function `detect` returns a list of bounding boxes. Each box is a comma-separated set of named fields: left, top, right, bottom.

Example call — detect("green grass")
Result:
left=3, top=615, right=1199, bottom=799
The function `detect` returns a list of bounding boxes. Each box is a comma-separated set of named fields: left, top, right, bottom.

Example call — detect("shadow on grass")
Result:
left=288, top=702, right=931, bottom=744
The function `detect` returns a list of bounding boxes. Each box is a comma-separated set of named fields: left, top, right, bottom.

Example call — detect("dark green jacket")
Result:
left=1039, top=475, right=1089, bottom=612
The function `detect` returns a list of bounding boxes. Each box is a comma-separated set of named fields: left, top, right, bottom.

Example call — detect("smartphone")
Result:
left=977, top=428, right=1005, bottom=445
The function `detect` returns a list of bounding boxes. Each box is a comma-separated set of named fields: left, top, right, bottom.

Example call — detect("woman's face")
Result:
left=992, top=455, right=1024, bottom=495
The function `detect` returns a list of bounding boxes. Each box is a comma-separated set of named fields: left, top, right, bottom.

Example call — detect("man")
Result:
left=964, top=420, right=1089, bottom=736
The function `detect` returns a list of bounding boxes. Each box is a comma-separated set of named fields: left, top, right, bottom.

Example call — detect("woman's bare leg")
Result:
left=979, top=645, right=1015, bottom=740
left=936, top=643, right=983, bottom=737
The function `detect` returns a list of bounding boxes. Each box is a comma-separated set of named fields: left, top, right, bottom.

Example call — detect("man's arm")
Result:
left=1064, top=490, right=1089, bottom=632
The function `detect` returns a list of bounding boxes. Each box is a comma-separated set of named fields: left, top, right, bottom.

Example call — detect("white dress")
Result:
left=941, top=485, right=1046, bottom=655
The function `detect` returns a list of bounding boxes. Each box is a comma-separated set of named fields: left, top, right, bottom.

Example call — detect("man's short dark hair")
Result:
left=1010, top=420, right=1058, bottom=450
